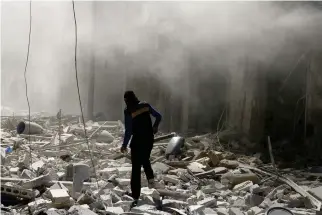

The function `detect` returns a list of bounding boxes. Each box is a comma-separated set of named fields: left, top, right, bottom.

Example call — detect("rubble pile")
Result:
left=1, top=114, right=322, bottom=215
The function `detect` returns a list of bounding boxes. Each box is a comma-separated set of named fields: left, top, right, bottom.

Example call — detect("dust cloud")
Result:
left=1, top=1, right=322, bottom=117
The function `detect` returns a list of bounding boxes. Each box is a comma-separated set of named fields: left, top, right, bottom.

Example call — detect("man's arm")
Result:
left=148, top=104, right=162, bottom=128
left=122, top=111, right=132, bottom=148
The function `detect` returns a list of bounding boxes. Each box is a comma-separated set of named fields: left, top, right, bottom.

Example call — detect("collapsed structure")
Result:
left=1, top=114, right=322, bottom=215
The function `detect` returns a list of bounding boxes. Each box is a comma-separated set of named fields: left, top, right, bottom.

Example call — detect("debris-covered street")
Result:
left=1, top=114, right=322, bottom=215
left=2, top=1, right=322, bottom=215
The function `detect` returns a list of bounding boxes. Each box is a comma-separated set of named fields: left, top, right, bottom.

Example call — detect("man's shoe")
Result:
left=148, top=179, right=155, bottom=189
left=131, top=199, right=138, bottom=208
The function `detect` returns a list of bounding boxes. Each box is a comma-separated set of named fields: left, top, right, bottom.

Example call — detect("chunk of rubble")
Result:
left=116, top=178, right=131, bottom=186
left=100, top=194, right=113, bottom=206
left=77, top=193, right=96, bottom=205
left=152, top=162, right=170, bottom=174
left=219, top=159, right=239, bottom=169
left=105, top=207, right=124, bottom=215
left=221, top=172, right=260, bottom=187
left=22, top=174, right=52, bottom=189
left=228, top=207, right=244, bottom=215
left=197, top=197, right=217, bottom=207
left=163, top=175, right=180, bottom=185
left=188, top=205, right=206, bottom=213
left=96, top=130, right=115, bottom=143
left=28, top=199, right=52, bottom=214
left=141, top=187, right=160, bottom=199
left=246, top=206, right=264, bottom=215
left=162, top=199, right=188, bottom=208
left=31, top=160, right=46, bottom=172
left=308, top=186, right=322, bottom=201
left=68, top=205, right=98, bottom=215
left=245, top=193, right=264, bottom=207
left=233, top=180, right=253, bottom=192
left=187, top=162, right=206, bottom=174
left=49, top=189, right=73, bottom=208
left=133, top=205, right=172, bottom=215
left=202, top=208, right=217, bottom=215
left=214, top=167, right=228, bottom=174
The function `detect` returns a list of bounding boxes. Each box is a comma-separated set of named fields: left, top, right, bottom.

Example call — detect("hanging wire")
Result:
left=23, top=0, right=33, bottom=165
left=71, top=0, right=100, bottom=189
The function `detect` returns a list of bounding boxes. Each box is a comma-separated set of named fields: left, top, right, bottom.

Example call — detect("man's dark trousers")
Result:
left=130, top=137, right=154, bottom=200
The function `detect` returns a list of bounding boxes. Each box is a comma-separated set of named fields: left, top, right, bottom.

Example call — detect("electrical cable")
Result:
left=24, top=0, right=32, bottom=166
left=71, top=0, right=100, bottom=189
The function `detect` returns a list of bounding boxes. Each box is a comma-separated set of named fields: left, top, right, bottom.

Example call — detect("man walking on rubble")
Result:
left=120, top=90, right=162, bottom=207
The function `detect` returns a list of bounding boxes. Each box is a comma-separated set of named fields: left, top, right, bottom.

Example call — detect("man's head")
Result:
left=124, top=90, right=139, bottom=107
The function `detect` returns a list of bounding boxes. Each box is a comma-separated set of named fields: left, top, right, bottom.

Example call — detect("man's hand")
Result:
left=153, top=126, right=158, bottom=134
left=120, top=146, right=128, bottom=153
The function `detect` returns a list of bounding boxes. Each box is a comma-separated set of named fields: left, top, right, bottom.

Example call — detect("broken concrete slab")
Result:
left=202, top=208, right=217, bottom=215
left=22, top=174, right=52, bottom=189
left=188, top=205, right=206, bottom=213
left=221, top=173, right=260, bottom=187
left=163, top=175, right=180, bottom=185
left=28, top=199, right=52, bottom=214
left=308, top=186, right=322, bottom=201
left=228, top=207, right=243, bottom=215
left=105, top=207, right=124, bottom=215
left=245, top=193, right=264, bottom=207
left=31, top=160, right=45, bottom=172
left=162, top=199, right=188, bottom=208
left=216, top=208, right=229, bottom=215
left=197, top=197, right=217, bottom=207
left=152, top=162, right=170, bottom=174
left=233, top=181, right=253, bottom=192
left=49, top=189, right=70, bottom=205
left=187, top=162, right=206, bottom=174
left=219, top=160, right=239, bottom=169
left=68, top=205, right=98, bottom=215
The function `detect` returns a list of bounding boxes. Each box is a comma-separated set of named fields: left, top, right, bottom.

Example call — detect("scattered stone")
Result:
left=96, top=130, right=115, bottom=143
left=31, top=160, right=45, bottom=172
left=308, top=186, right=322, bottom=201
left=233, top=181, right=253, bottom=192
left=163, top=175, right=180, bottom=185
left=245, top=193, right=264, bottom=207
left=197, top=197, right=217, bottom=207
left=152, top=162, right=170, bottom=174
left=247, top=206, right=264, bottom=215
left=49, top=189, right=70, bottom=204
left=68, top=205, right=98, bottom=215
left=28, top=199, right=52, bottom=214
left=187, top=162, right=206, bottom=174
left=188, top=205, right=206, bottom=213
left=77, top=193, right=95, bottom=205
left=162, top=199, right=188, bottom=208
left=100, top=194, right=113, bottom=206
left=22, top=174, right=52, bottom=189
left=219, top=160, right=239, bottom=169
left=216, top=208, right=229, bottom=215
left=228, top=207, right=243, bottom=215
left=214, top=167, right=228, bottom=174
left=116, top=178, right=131, bottom=186
left=105, top=207, right=124, bottom=215
left=207, top=151, right=220, bottom=167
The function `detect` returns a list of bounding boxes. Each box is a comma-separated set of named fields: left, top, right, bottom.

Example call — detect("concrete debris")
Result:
left=0, top=114, right=321, bottom=215
left=187, top=162, right=206, bottom=173
left=308, top=186, right=322, bottom=201
left=228, top=207, right=244, bottom=215
left=233, top=181, right=253, bottom=192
